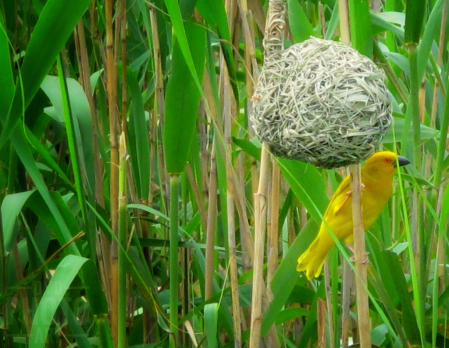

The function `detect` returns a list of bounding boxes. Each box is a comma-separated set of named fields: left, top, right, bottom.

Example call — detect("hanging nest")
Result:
left=251, top=37, right=392, bottom=169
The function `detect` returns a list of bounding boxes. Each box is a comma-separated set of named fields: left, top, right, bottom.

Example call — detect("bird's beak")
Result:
left=396, top=156, right=411, bottom=167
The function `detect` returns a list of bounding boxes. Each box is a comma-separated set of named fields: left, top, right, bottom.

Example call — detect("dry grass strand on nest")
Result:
left=251, top=37, right=392, bottom=168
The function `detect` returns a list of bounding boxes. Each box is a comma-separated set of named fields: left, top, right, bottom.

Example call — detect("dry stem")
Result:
left=249, top=144, right=270, bottom=348
left=349, top=164, right=371, bottom=348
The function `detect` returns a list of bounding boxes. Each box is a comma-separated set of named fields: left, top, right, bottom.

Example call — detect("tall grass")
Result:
left=0, top=0, right=448, bottom=347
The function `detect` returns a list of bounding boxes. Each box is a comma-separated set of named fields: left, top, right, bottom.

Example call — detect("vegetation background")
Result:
left=0, top=0, right=448, bottom=347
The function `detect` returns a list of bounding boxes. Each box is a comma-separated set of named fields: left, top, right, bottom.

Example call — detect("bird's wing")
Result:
left=327, top=174, right=352, bottom=217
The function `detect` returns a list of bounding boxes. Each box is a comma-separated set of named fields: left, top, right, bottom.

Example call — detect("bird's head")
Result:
left=362, top=151, right=411, bottom=176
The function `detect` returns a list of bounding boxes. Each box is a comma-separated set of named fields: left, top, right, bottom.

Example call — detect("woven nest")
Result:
left=251, top=37, right=392, bottom=168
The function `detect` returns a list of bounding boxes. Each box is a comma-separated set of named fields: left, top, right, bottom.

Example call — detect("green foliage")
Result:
left=1, top=0, right=449, bottom=347
left=164, top=20, right=206, bottom=174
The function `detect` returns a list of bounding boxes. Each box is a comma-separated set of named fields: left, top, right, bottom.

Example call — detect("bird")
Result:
left=297, top=151, right=411, bottom=280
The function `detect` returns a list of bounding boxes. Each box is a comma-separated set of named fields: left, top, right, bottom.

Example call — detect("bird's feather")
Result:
left=297, top=151, right=410, bottom=280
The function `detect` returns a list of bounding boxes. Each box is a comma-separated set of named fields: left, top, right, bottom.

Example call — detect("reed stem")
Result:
left=169, top=175, right=180, bottom=348
left=249, top=143, right=270, bottom=348
left=349, top=164, right=371, bottom=348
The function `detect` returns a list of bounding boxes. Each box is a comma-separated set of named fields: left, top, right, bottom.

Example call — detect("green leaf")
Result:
left=164, top=20, right=206, bottom=174
left=196, top=0, right=239, bottom=101
left=404, top=0, right=426, bottom=45
left=277, top=158, right=328, bottom=223
left=232, top=137, right=261, bottom=160
left=60, top=300, right=93, bottom=348
left=163, top=0, right=204, bottom=102
left=11, top=126, right=80, bottom=256
left=126, top=66, right=150, bottom=199
left=25, top=191, right=79, bottom=246
left=349, top=0, right=373, bottom=58
left=382, top=250, right=420, bottom=344
left=2, top=190, right=36, bottom=253
left=0, top=0, right=92, bottom=149
left=29, top=255, right=89, bottom=348
left=275, top=307, right=309, bottom=324
left=262, top=220, right=318, bottom=336
left=288, top=0, right=314, bottom=43
left=417, top=0, right=445, bottom=82
left=40, top=75, right=95, bottom=194
left=204, top=303, right=219, bottom=348
left=0, top=21, right=14, bottom=117
left=371, top=11, right=404, bottom=41
left=383, top=117, right=439, bottom=143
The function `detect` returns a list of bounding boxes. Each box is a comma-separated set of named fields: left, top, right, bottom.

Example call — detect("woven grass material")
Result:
left=251, top=37, right=392, bottom=168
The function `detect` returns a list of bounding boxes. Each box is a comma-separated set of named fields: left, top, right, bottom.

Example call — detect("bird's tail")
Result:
left=297, top=234, right=334, bottom=280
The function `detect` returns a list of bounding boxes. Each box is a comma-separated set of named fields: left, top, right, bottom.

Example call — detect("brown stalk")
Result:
left=119, top=0, right=128, bottom=131
left=105, top=0, right=120, bottom=345
left=267, top=159, right=279, bottom=290
left=337, top=0, right=350, bottom=44
left=319, top=3, right=326, bottom=37
left=264, top=158, right=282, bottom=348
left=349, top=164, right=371, bottom=348
left=317, top=298, right=326, bottom=348
left=341, top=259, right=353, bottom=348
left=74, top=19, right=111, bottom=305
left=324, top=260, right=335, bottom=348
left=205, top=142, right=218, bottom=300
left=250, top=1, right=285, bottom=346
left=324, top=171, right=335, bottom=348
left=339, top=2, right=371, bottom=346
left=249, top=144, right=270, bottom=348
left=222, top=55, right=242, bottom=347
left=198, top=106, right=210, bottom=203
left=237, top=0, right=260, bottom=201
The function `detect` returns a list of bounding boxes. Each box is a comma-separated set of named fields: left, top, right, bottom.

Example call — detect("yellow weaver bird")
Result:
left=297, top=151, right=411, bottom=280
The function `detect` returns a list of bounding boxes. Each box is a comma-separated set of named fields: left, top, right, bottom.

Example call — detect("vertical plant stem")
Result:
left=267, top=160, right=279, bottom=289
left=408, top=47, right=422, bottom=166
left=120, top=0, right=127, bottom=131
left=76, top=16, right=112, bottom=311
left=349, top=164, right=370, bottom=348
left=118, top=133, right=127, bottom=348
left=337, top=0, right=350, bottom=43
left=433, top=69, right=449, bottom=186
left=223, top=61, right=242, bottom=347
left=169, top=174, right=180, bottom=348
left=249, top=144, right=270, bottom=348
left=227, top=183, right=242, bottom=348
left=324, top=261, right=335, bottom=348
left=105, top=0, right=119, bottom=344
left=317, top=298, right=326, bottom=348
left=338, top=4, right=368, bottom=347
left=205, top=142, right=217, bottom=300
left=341, top=259, right=352, bottom=348
left=408, top=43, right=426, bottom=341
left=433, top=3, right=449, bottom=309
